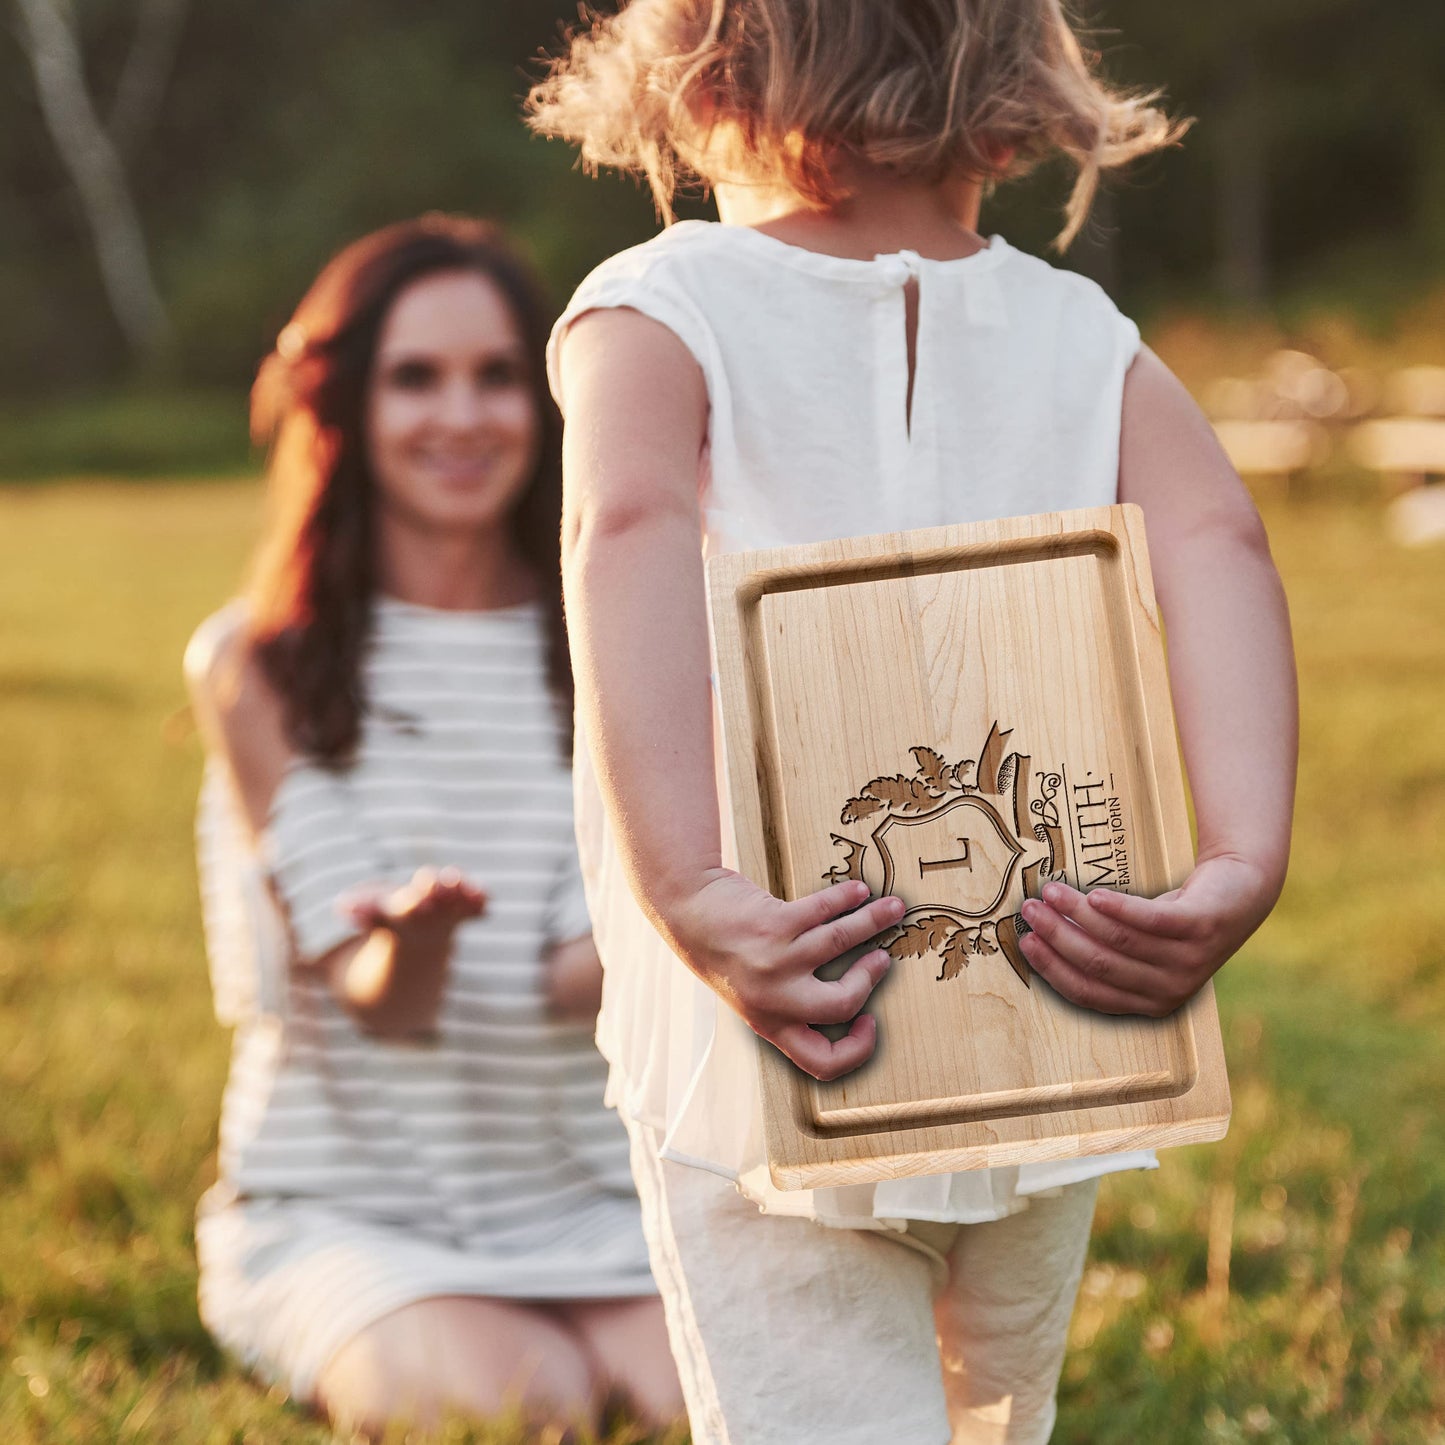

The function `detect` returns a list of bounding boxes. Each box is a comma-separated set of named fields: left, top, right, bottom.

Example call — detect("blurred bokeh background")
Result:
left=4, top=0, right=1445, bottom=474
left=1, top=3, right=1442, bottom=1442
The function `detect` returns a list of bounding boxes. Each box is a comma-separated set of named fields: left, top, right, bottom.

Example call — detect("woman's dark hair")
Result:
left=247, top=214, right=570, bottom=766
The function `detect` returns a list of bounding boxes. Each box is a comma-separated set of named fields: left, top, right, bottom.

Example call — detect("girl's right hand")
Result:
left=663, top=873, right=904, bottom=1081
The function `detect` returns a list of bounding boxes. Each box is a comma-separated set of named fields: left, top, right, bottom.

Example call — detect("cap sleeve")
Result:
left=545, top=235, right=717, bottom=415
left=1116, top=309, right=1142, bottom=367
left=196, top=758, right=290, bottom=1024
left=262, top=764, right=398, bottom=965
left=1044, top=267, right=1145, bottom=503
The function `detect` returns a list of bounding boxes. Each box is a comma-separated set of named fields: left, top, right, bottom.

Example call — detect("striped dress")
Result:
left=193, top=596, right=654, bottom=1402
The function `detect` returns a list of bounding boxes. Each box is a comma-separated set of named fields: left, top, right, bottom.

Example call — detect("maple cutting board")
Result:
left=706, top=504, right=1230, bottom=1191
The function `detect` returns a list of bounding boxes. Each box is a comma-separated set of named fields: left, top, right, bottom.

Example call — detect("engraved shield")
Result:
left=868, top=796, right=1024, bottom=919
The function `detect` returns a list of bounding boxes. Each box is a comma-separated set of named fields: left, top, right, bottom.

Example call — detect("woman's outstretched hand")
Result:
left=341, top=866, right=488, bottom=937
left=662, top=872, right=904, bottom=1082
left=329, top=867, right=488, bottom=1038
left=1016, top=854, right=1279, bottom=1018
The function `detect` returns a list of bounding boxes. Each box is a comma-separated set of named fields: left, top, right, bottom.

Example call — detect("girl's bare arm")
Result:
left=557, top=309, right=902, bottom=1081
left=1017, top=347, right=1298, bottom=1014
left=185, top=617, right=484, bottom=1038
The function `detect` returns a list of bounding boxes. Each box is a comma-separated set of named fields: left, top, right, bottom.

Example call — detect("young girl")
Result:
left=185, top=216, right=682, bottom=1436
left=530, top=4, right=1297, bottom=1442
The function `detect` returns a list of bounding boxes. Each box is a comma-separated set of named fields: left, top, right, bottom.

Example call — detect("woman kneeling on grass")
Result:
left=185, top=214, right=683, bottom=1439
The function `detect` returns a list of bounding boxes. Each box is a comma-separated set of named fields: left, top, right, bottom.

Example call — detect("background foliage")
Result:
left=3, top=0, right=1445, bottom=402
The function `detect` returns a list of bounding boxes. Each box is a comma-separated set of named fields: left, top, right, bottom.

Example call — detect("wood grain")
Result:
left=707, top=505, right=1231, bottom=1190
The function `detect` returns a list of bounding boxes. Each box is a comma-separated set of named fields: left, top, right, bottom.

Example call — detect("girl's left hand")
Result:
left=1016, top=855, right=1279, bottom=1017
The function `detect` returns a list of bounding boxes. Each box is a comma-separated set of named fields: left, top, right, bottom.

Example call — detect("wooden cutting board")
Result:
left=706, top=504, right=1230, bottom=1191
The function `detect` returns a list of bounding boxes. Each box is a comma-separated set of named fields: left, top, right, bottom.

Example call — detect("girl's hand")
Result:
left=1016, top=855, right=1278, bottom=1017
left=663, top=872, right=905, bottom=1081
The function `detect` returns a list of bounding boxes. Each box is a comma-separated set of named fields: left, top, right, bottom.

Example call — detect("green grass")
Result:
left=1, top=480, right=1442, bottom=1443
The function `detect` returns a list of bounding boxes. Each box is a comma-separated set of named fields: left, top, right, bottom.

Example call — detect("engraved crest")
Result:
left=824, top=724, right=1059, bottom=986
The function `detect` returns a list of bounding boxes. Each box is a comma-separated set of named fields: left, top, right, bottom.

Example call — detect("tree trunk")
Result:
left=1213, top=45, right=1269, bottom=307
left=15, top=0, right=170, bottom=360
left=108, top=0, right=189, bottom=157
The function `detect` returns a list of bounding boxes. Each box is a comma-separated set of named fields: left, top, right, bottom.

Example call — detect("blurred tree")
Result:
left=107, top=0, right=188, bottom=157
left=2, top=0, right=1443, bottom=397
left=1097, top=0, right=1445, bottom=308
left=12, top=0, right=185, bottom=360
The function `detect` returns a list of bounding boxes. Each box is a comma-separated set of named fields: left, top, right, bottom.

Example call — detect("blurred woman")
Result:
left=185, top=214, right=682, bottom=1437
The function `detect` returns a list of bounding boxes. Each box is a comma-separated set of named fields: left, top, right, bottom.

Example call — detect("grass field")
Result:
left=1, top=479, right=1442, bottom=1444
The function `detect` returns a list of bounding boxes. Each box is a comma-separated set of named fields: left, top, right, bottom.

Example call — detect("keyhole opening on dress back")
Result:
left=903, top=276, right=920, bottom=438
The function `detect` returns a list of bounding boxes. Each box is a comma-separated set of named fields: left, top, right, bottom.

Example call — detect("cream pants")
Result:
left=624, top=1117, right=1098, bottom=1445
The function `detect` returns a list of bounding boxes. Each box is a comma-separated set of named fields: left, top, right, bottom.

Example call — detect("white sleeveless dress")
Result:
left=546, top=221, right=1159, bottom=1229
left=193, top=597, right=654, bottom=1401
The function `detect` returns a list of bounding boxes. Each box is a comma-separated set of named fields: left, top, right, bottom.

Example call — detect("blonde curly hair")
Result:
left=526, top=0, right=1187, bottom=248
